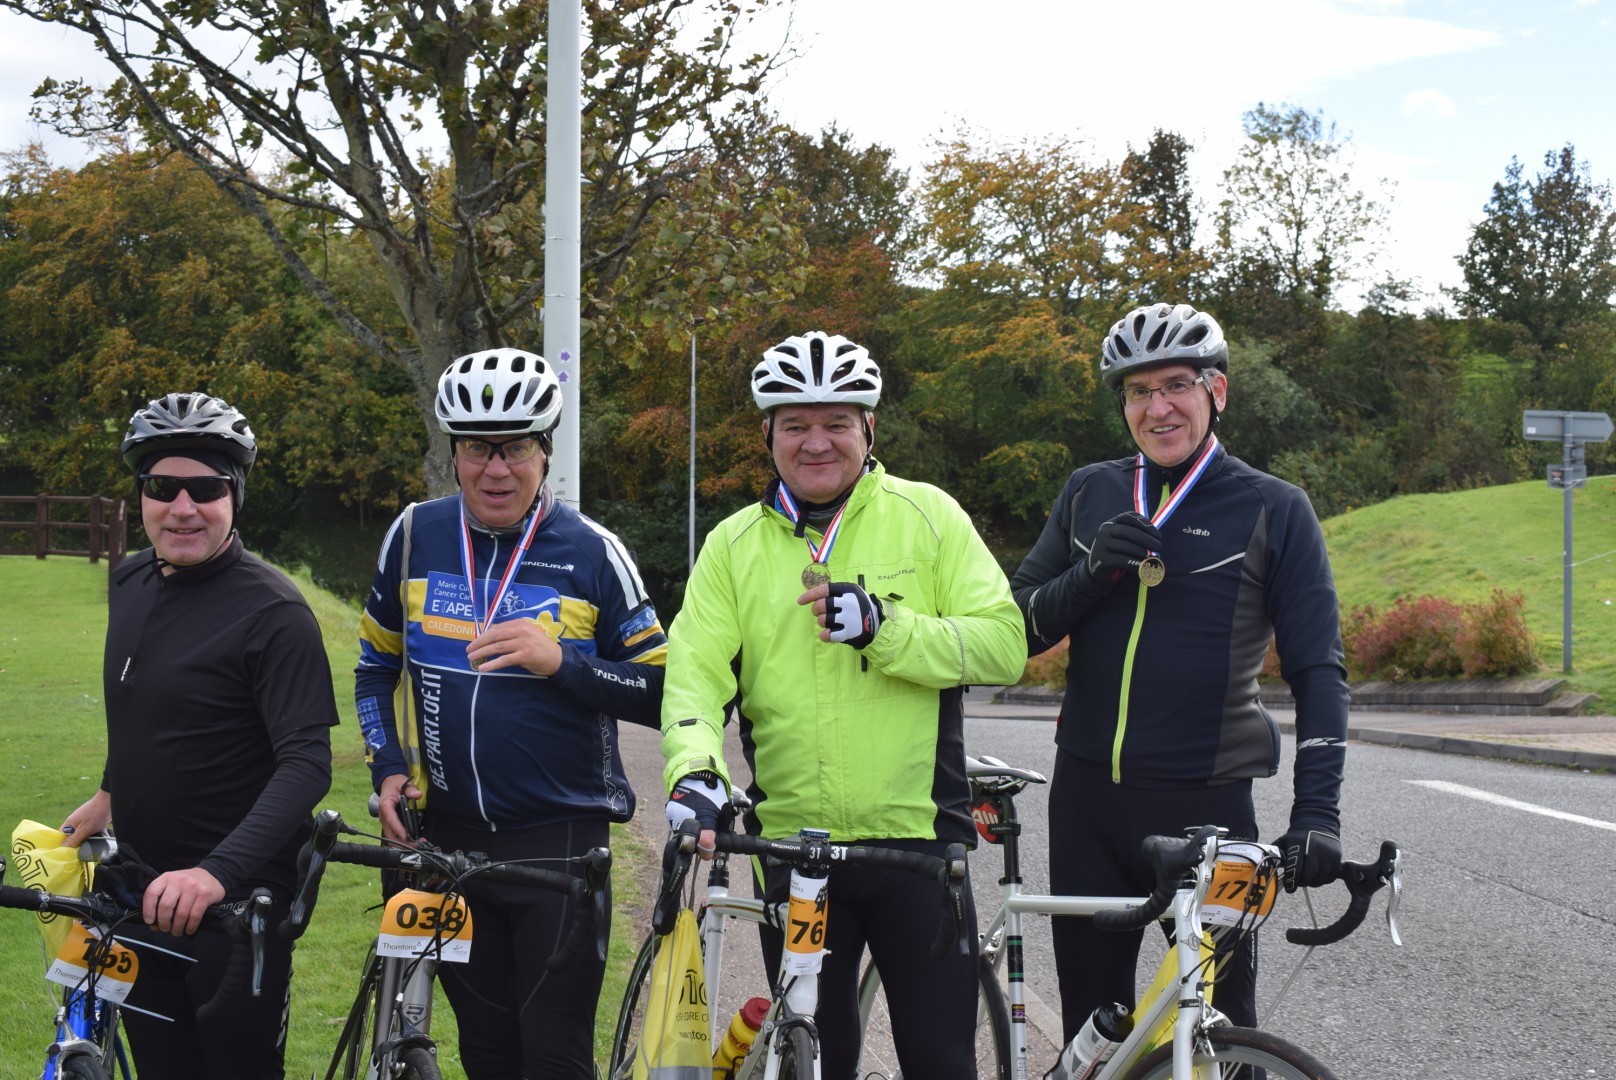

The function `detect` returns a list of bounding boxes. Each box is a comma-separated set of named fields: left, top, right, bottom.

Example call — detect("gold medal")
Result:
left=802, top=563, right=831, bottom=590
left=1138, top=556, right=1166, bottom=588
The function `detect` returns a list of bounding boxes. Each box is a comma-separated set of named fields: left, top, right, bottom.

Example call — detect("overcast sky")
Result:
left=3, top=0, right=1612, bottom=309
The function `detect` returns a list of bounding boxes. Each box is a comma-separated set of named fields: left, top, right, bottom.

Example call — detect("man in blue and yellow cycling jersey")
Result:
left=356, top=349, right=667, bottom=1079
left=662, top=330, right=1026, bottom=1080
left=1011, top=302, right=1350, bottom=1048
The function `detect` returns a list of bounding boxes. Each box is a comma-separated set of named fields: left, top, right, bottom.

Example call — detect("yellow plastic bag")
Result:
left=9, top=820, right=93, bottom=966
left=632, top=907, right=711, bottom=1079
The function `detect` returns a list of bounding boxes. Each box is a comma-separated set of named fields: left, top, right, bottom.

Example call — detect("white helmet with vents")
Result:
left=1099, top=304, right=1228, bottom=390
left=435, top=349, right=563, bottom=436
left=752, top=332, right=882, bottom=412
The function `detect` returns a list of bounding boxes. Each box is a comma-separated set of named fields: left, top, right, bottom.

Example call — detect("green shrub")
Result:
left=1021, top=638, right=1067, bottom=689
left=1455, top=589, right=1541, bottom=678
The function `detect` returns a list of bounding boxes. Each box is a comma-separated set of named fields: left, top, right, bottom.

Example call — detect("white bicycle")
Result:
left=858, top=756, right=1404, bottom=1079
left=607, top=806, right=984, bottom=1080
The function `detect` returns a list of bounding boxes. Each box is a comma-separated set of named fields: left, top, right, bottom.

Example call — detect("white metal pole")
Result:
left=689, top=325, right=697, bottom=572
left=544, top=0, right=583, bottom=507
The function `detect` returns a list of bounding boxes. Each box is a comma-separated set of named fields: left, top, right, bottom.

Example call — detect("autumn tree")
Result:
left=1455, top=143, right=1616, bottom=352
left=1122, top=128, right=1211, bottom=298
left=917, top=132, right=1147, bottom=324
left=1216, top=103, right=1388, bottom=311
left=7, top=0, right=796, bottom=494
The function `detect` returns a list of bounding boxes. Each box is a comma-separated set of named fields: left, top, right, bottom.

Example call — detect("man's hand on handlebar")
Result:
left=666, top=772, right=724, bottom=858
left=377, top=773, right=425, bottom=845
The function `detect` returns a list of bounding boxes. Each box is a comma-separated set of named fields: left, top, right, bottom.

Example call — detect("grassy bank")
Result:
left=1324, top=473, right=1616, bottom=705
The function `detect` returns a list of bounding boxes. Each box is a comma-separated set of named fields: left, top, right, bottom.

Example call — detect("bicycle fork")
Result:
left=369, top=954, right=438, bottom=1079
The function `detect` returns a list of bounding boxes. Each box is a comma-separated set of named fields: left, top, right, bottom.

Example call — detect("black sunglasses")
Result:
left=139, top=474, right=234, bottom=504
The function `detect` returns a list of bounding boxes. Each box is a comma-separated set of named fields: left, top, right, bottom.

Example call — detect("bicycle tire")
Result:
left=398, top=1044, right=445, bottom=1080
left=773, top=1024, right=816, bottom=1080
left=1117, top=1025, right=1338, bottom=1080
left=329, top=947, right=382, bottom=1080
left=854, top=953, right=1011, bottom=1080
left=56, top=1049, right=112, bottom=1080
left=604, top=930, right=661, bottom=1080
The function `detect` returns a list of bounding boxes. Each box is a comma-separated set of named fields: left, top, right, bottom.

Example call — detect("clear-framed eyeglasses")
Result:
left=1119, top=374, right=1212, bottom=407
left=454, top=436, right=543, bottom=464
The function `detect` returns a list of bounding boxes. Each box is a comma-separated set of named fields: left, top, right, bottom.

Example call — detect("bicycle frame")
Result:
left=978, top=843, right=1226, bottom=1079
left=44, top=985, right=131, bottom=1080
left=694, top=847, right=824, bottom=1079
left=970, top=757, right=1400, bottom=1080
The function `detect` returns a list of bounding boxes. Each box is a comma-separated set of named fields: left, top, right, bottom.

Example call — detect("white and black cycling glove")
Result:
left=823, top=582, right=883, bottom=650
left=666, top=771, right=725, bottom=834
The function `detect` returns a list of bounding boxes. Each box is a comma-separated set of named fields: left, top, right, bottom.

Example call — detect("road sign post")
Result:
left=1523, top=410, right=1612, bottom=672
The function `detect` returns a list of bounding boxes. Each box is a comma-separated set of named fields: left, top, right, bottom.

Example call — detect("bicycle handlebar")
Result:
left=0, top=875, right=274, bottom=1018
left=1088, top=829, right=1403, bottom=948
left=655, top=820, right=972, bottom=959
left=1092, top=825, right=1223, bottom=932
left=283, top=809, right=611, bottom=972
left=1285, top=839, right=1402, bottom=947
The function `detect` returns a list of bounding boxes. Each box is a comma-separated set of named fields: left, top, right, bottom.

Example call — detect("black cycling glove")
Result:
left=1275, top=827, right=1342, bottom=892
left=1085, top=512, right=1163, bottom=585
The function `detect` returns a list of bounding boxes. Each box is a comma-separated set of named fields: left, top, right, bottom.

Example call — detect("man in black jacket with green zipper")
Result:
left=1011, top=302, right=1350, bottom=1047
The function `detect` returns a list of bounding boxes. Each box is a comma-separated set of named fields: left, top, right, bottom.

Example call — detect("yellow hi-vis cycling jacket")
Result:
left=661, top=462, right=1026, bottom=843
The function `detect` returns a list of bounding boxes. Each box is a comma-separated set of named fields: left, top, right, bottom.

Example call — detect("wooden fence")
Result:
left=0, top=495, right=129, bottom=575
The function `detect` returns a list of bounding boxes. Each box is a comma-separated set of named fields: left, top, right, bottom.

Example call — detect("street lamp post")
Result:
left=689, top=324, right=697, bottom=572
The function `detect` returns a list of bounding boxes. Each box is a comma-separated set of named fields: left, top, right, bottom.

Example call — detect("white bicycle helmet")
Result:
left=435, top=349, right=563, bottom=436
left=751, top=332, right=882, bottom=412
left=1099, top=303, right=1228, bottom=390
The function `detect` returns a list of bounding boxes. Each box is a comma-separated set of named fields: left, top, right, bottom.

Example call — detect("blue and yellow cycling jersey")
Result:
left=356, top=488, right=666, bottom=829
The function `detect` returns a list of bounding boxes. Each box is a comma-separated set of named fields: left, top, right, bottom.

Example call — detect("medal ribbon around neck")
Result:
left=1133, top=434, right=1221, bottom=550
left=458, top=498, right=543, bottom=641
left=774, top=484, right=848, bottom=580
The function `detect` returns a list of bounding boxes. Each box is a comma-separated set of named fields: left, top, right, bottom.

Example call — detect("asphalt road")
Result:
left=617, top=716, right=1616, bottom=1078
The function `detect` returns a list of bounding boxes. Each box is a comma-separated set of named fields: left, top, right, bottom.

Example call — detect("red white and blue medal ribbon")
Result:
left=1132, top=435, right=1220, bottom=581
left=774, top=484, right=846, bottom=587
left=458, top=499, right=542, bottom=647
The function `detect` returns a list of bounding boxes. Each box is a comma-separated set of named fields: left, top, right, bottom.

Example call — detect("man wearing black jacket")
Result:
left=61, top=392, right=337, bottom=1079
left=1011, top=303, right=1349, bottom=1045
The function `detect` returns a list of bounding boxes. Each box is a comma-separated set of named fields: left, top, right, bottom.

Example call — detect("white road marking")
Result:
left=1411, top=780, right=1616, bottom=833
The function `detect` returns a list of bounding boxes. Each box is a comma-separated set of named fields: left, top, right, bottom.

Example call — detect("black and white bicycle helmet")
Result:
left=435, top=349, right=563, bottom=436
left=119, top=393, right=257, bottom=509
left=1099, top=303, right=1228, bottom=390
left=752, top=332, right=882, bottom=413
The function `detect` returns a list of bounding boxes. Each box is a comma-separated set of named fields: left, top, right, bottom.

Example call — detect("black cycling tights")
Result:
left=120, top=896, right=294, bottom=1080
left=754, top=837, right=981, bottom=1080
left=426, top=815, right=609, bottom=1080
left=1047, top=750, right=1261, bottom=1041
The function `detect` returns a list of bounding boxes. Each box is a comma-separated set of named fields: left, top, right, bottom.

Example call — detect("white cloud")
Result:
left=1401, top=88, right=1458, bottom=120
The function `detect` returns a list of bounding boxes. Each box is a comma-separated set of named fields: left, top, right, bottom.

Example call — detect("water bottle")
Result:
left=712, top=996, right=770, bottom=1078
left=1044, top=1002, right=1133, bottom=1080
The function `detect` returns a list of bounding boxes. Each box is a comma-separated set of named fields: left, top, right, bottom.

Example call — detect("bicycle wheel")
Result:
left=772, top=1024, right=816, bottom=1080
left=55, top=1049, right=112, bottom=1080
left=1118, top=1026, right=1338, bottom=1080
left=854, top=954, right=1010, bottom=1079
left=604, top=931, right=660, bottom=1080
left=329, top=948, right=383, bottom=1080
left=397, top=1044, right=444, bottom=1080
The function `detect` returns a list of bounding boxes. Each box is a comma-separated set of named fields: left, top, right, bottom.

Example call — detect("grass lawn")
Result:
left=1324, top=473, right=1616, bottom=704
left=0, top=555, right=648, bottom=1077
